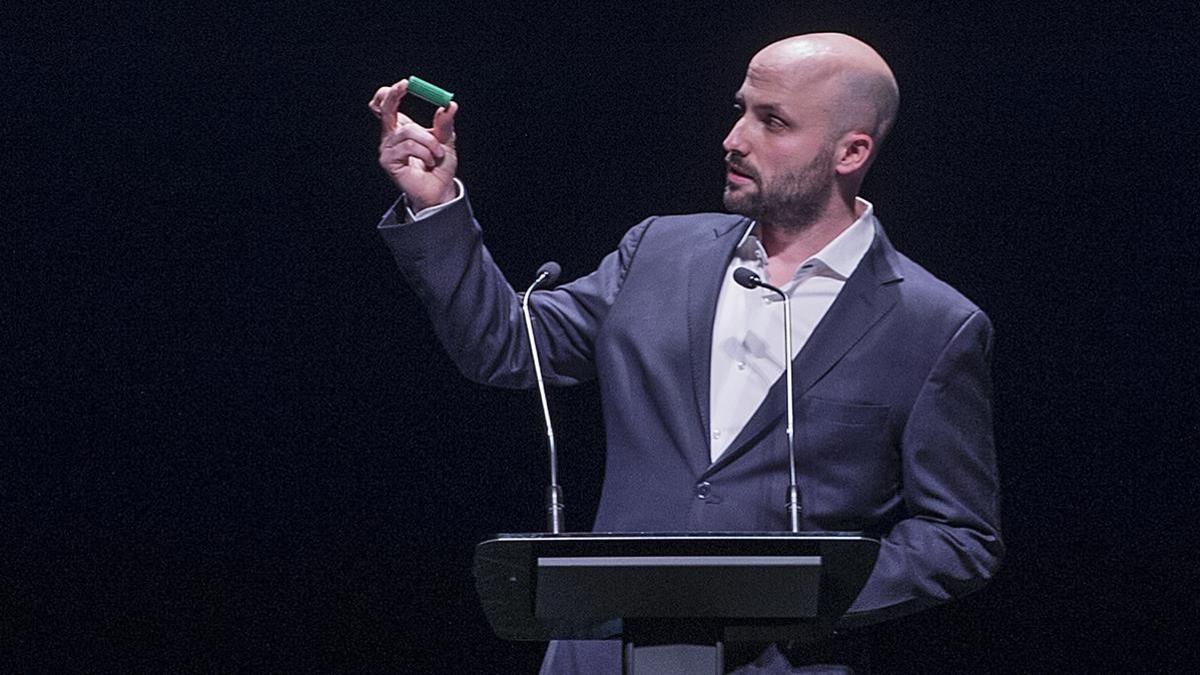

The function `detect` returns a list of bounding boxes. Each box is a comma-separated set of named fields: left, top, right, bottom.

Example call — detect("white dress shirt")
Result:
left=708, top=199, right=877, bottom=462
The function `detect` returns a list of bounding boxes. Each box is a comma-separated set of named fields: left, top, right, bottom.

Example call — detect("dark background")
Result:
left=5, top=2, right=1196, bottom=672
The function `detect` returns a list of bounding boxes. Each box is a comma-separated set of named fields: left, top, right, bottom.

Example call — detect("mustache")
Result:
left=725, top=153, right=757, bottom=179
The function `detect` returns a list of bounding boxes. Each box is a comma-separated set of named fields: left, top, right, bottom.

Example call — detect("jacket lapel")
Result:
left=687, top=217, right=751, bottom=475
left=702, top=223, right=905, bottom=478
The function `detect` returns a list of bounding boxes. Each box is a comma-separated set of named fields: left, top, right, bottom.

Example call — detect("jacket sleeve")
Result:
left=377, top=194, right=651, bottom=388
left=840, top=309, right=1004, bottom=626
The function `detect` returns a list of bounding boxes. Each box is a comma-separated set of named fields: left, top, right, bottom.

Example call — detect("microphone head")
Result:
left=536, top=261, right=562, bottom=287
left=733, top=267, right=761, bottom=289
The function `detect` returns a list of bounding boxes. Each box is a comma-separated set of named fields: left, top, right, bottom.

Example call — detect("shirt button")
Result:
left=711, top=430, right=721, bottom=440
left=762, top=296, right=772, bottom=305
left=736, top=361, right=746, bottom=370
left=694, top=481, right=712, bottom=499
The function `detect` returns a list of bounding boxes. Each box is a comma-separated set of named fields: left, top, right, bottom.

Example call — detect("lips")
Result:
left=726, top=164, right=755, bottom=184
left=726, top=160, right=756, bottom=183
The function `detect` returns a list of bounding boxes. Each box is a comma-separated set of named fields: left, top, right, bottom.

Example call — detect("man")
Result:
left=370, top=33, right=1002, bottom=673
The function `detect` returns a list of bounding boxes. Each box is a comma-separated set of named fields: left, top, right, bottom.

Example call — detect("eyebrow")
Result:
left=734, top=93, right=786, bottom=117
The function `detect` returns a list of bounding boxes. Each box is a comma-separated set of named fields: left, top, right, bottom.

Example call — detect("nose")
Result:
left=723, top=116, right=748, bottom=156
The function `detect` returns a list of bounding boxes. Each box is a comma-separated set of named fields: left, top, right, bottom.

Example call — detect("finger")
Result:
left=381, top=138, right=440, bottom=169
left=368, top=85, right=394, bottom=118
left=432, top=101, right=458, bottom=146
left=384, top=123, right=443, bottom=154
left=378, top=79, right=409, bottom=137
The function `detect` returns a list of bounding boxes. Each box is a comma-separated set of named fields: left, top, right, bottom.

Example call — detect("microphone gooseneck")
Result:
left=522, top=262, right=565, bottom=534
left=732, top=266, right=802, bottom=533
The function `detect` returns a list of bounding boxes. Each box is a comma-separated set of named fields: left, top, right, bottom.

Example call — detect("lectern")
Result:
left=474, top=532, right=879, bottom=674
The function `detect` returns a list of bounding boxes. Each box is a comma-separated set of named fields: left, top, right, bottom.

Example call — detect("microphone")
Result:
left=521, top=261, right=566, bottom=533
left=733, top=266, right=802, bottom=533
left=732, top=266, right=761, bottom=290
left=532, top=261, right=562, bottom=290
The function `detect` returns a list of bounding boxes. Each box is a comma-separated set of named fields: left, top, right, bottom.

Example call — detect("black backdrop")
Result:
left=6, top=2, right=1196, bottom=672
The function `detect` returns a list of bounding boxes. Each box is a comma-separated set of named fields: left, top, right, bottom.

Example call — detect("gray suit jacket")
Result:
left=380, top=196, right=1002, bottom=673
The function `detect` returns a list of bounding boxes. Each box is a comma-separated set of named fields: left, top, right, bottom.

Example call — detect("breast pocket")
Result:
left=795, top=397, right=896, bottom=529
left=804, top=397, right=890, bottom=426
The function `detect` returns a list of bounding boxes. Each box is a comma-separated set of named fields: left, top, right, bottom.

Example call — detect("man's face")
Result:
left=722, top=64, right=839, bottom=229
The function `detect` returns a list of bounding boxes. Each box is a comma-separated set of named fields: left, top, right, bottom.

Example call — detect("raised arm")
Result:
left=369, top=78, right=650, bottom=390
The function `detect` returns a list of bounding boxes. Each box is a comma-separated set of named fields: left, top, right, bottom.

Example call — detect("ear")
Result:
left=833, top=132, right=874, bottom=175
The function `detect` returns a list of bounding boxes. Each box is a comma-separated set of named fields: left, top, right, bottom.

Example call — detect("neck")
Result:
left=759, top=196, right=862, bottom=279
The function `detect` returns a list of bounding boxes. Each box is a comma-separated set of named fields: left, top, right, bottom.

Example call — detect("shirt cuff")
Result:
left=404, top=179, right=466, bottom=223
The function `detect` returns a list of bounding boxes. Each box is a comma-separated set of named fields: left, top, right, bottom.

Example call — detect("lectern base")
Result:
left=623, top=642, right=723, bottom=675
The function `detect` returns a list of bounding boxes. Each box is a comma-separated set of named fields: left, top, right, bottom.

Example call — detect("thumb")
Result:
left=432, top=101, right=457, bottom=147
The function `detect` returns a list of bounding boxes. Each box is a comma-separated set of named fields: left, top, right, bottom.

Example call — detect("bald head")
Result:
left=723, top=34, right=900, bottom=228
left=751, top=33, right=899, bottom=147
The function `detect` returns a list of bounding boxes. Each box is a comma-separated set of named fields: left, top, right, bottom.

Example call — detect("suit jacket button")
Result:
left=694, top=481, right=712, bottom=499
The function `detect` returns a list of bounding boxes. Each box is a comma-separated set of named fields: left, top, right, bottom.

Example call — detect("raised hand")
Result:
left=369, top=79, right=459, bottom=212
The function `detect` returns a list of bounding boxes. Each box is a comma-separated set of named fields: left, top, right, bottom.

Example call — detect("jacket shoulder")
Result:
left=890, top=251, right=990, bottom=331
left=640, top=212, right=747, bottom=240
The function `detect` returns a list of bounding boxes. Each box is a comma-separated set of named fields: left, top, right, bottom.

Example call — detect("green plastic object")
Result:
left=407, top=76, right=454, bottom=108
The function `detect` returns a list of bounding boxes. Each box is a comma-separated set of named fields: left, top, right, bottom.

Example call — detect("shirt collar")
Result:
left=735, top=197, right=877, bottom=281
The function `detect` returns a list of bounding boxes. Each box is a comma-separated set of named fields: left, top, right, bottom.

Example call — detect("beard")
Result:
left=723, top=144, right=835, bottom=232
